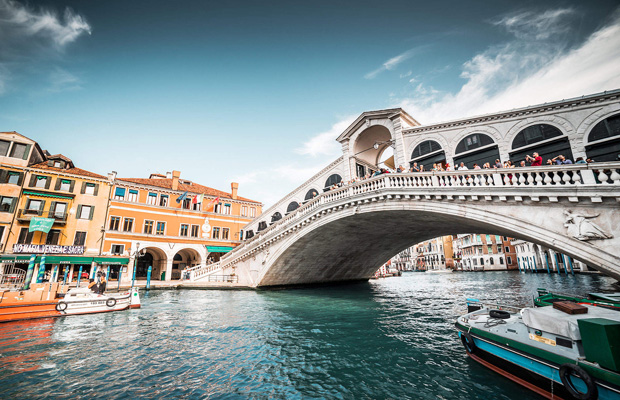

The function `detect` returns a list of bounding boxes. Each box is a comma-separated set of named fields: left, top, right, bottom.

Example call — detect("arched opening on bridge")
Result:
left=410, top=140, right=445, bottom=170
left=324, top=174, right=342, bottom=191
left=586, top=113, right=620, bottom=162
left=173, top=248, right=201, bottom=279
left=271, top=212, right=282, bottom=223
left=510, top=124, right=573, bottom=164
left=453, top=133, right=500, bottom=168
left=257, top=221, right=267, bottom=232
left=245, top=230, right=254, bottom=239
left=136, top=247, right=167, bottom=280
left=352, top=125, right=393, bottom=167
left=286, top=201, right=300, bottom=214
left=304, top=189, right=319, bottom=202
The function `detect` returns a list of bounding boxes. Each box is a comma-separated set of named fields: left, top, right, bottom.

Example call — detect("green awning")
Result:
left=93, top=257, right=130, bottom=265
left=23, top=191, right=73, bottom=200
left=44, top=256, right=94, bottom=265
left=0, top=255, right=38, bottom=262
left=206, top=246, right=234, bottom=253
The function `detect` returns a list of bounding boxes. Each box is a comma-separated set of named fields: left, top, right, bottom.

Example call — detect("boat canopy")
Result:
left=522, top=305, right=620, bottom=340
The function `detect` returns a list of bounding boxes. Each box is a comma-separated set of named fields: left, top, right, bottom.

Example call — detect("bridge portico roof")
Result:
left=336, top=108, right=420, bottom=142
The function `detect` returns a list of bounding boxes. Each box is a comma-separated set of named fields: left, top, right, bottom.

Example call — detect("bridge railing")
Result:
left=221, top=162, right=620, bottom=268
left=186, top=262, right=222, bottom=281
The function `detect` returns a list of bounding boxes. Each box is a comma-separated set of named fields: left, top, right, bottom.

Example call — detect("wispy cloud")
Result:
left=365, top=48, right=421, bottom=79
left=295, top=116, right=357, bottom=157
left=0, top=0, right=91, bottom=94
left=48, top=68, right=82, bottom=92
left=398, top=7, right=620, bottom=124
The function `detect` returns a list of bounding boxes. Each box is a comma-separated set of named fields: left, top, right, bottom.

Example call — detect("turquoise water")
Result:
left=0, top=271, right=616, bottom=399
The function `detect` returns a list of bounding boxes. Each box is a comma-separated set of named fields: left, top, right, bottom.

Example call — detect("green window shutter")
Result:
left=81, top=182, right=86, bottom=194
left=76, top=205, right=82, bottom=219
left=0, top=169, right=6, bottom=183
left=69, top=180, right=75, bottom=192
left=22, top=144, right=31, bottom=160
left=9, top=198, right=17, bottom=213
left=39, top=200, right=46, bottom=212
left=54, top=178, right=62, bottom=190
left=29, top=175, right=36, bottom=187
left=93, top=184, right=99, bottom=196
left=47, top=160, right=54, bottom=167
left=88, top=206, right=94, bottom=220
left=16, top=172, right=24, bottom=186
left=49, top=201, right=57, bottom=216
left=45, top=177, right=51, bottom=189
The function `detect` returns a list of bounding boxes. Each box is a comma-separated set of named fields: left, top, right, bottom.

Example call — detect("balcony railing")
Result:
left=16, top=209, right=67, bottom=223
left=17, top=209, right=43, bottom=219
left=47, top=211, right=67, bottom=222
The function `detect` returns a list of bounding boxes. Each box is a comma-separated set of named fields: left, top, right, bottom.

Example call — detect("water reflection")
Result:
left=0, top=271, right=616, bottom=399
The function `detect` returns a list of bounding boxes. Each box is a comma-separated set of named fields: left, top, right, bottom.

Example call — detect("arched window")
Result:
left=271, top=212, right=282, bottom=223
left=245, top=230, right=254, bottom=239
left=324, top=174, right=342, bottom=190
left=173, top=253, right=183, bottom=262
left=510, top=124, right=573, bottom=164
left=286, top=201, right=299, bottom=213
left=304, top=189, right=319, bottom=201
left=586, top=113, right=620, bottom=162
left=410, top=140, right=445, bottom=169
left=453, top=133, right=499, bottom=168
left=257, top=221, right=267, bottom=232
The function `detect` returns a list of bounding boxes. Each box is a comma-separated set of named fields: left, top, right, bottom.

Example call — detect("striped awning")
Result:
left=23, top=191, right=73, bottom=200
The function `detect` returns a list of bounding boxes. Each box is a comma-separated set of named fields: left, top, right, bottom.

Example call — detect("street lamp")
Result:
left=130, top=242, right=146, bottom=289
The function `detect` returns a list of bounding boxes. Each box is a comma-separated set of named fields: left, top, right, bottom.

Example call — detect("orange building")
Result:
left=102, top=171, right=261, bottom=283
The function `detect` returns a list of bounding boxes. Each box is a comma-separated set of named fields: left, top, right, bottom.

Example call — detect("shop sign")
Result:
left=12, top=244, right=85, bottom=255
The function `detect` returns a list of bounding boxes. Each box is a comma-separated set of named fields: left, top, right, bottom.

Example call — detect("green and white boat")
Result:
left=535, top=289, right=620, bottom=311
left=456, top=299, right=620, bottom=399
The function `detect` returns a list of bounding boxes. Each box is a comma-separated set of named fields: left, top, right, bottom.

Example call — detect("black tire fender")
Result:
left=489, top=309, right=511, bottom=319
left=559, top=363, right=598, bottom=400
left=55, top=302, right=67, bottom=312
left=461, top=331, right=477, bottom=354
left=106, top=298, right=116, bottom=308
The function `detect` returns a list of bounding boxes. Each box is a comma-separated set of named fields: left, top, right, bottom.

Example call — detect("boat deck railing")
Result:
left=0, top=265, right=26, bottom=290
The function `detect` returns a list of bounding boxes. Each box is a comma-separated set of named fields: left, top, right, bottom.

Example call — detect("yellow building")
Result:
left=0, top=132, right=121, bottom=284
left=102, top=170, right=262, bottom=283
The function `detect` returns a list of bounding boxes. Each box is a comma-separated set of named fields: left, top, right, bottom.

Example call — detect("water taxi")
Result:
left=456, top=299, right=620, bottom=399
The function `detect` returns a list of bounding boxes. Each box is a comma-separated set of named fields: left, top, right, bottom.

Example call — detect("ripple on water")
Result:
left=0, top=271, right=616, bottom=399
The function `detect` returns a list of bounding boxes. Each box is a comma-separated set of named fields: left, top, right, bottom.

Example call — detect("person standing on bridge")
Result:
left=525, top=152, right=542, bottom=166
left=458, top=162, right=468, bottom=171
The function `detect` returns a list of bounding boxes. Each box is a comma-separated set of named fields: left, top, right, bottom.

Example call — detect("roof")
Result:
left=117, top=177, right=261, bottom=204
left=0, top=131, right=36, bottom=143
left=29, top=162, right=108, bottom=180
left=47, top=154, right=74, bottom=163
left=336, top=108, right=420, bottom=142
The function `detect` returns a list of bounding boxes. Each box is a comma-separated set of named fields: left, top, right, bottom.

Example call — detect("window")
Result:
left=505, top=246, right=510, bottom=253
left=0, top=140, right=9, bottom=156
left=26, top=199, right=43, bottom=214
left=192, top=201, right=201, bottom=211
left=507, top=256, right=512, bottom=264
left=212, top=227, right=220, bottom=239
left=182, top=198, right=191, bottom=209
left=9, top=143, right=27, bottom=159
left=78, top=205, right=93, bottom=220
left=249, top=207, right=256, bottom=218
left=54, top=161, right=61, bottom=168
left=109, top=216, right=121, bottom=230
left=51, top=202, right=67, bottom=218
left=147, top=192, right=158, bottom=205
left=7, top=171, right=21, bottom=185
left=33, top=175, right=49, bottom=189
left=156, top=222, right=165, bottom=235
left=223, top=204, right=231, bottom=215
left=499, top=257, right=504, bottom=265
left=241, top=206, right=248, bottom=216
left=487, top=245, right=493, bottom=254
left=160, top=195, right=169, bottom=207
left=485, top=234, right=491, bottom=242
left=82, top=182, right=98, bottom=195
left=503, top=236, right=508, bottom=241
left=0, top=196, right=16, bottom=213
left=476, top=234, right=481, bottom=243
left=114, top=187, right=126, bottom=200
left=473, top=259, right=477, bottom=266
left=489, top=258, right=494, bottom=265
left=222, top=228, right=229, bottom=240
left=123, top=218, right=134, bottom=232
left=497, top=246, right=503, bottom=253
left=495, top=235, right=501, bottom=243
left=144, top=220, right=154, bottom=234
left=480, top=258, right=484, bottom=265
left=191, top=225, right=199, bottom=238
left=180, top=224, right=189, bottom=236
left=58, top=179, right=72, bottom=192
left=46, top=229, right=60, bottom=245
left=128, top=189, right=139, bottom=202
left=74, top=231, right=86, bottom=246
left=17, top=227, right=33, bottom=244
left=111, top=244, right=124, bottom=255
left=214, top=203, right=221, bottom=213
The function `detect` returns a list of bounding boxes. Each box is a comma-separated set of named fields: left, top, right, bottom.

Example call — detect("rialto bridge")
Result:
left=188, top=89, right=620, bottom=287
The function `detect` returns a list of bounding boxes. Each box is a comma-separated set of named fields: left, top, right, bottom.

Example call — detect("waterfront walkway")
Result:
left=116, top=279, right=251, bottom=290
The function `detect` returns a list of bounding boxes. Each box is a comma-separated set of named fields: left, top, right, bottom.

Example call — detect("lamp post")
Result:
left=130, top=242, right=146, bottom=289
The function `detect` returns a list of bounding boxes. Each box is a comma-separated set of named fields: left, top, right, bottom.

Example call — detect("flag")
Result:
left=176, top=191, right=188, bottom=203
left=197, top=194, right=204, bottom=203
left=192, top=195, right=198, bottom=205
left=204, top=196, right=220, bottom=211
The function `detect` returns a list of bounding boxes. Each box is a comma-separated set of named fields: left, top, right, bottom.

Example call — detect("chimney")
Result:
left=172, top=170, right=181, bottom=191
left=231, top=182, right=239, bottom=200
left=108, top=171, right=117, bottom=183
left=166, top=171, right=172, bottom=179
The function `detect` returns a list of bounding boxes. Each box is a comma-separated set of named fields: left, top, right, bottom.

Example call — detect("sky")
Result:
left=1, top=0, right=619, bottom=207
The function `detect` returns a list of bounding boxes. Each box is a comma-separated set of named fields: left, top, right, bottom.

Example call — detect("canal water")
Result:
left=0, top=271, right=616, bottom=399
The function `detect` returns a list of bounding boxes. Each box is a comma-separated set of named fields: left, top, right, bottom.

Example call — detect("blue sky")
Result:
left=1, top=0, right=619, bottom=206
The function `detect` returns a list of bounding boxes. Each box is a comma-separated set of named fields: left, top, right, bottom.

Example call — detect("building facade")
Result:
left=414, top=235, right=455, bottom=271
left=102, top=171, right=262, bottom=283
left=511, top=239, right=589, bottom=274
left=454, top=234, right=518, bottom=271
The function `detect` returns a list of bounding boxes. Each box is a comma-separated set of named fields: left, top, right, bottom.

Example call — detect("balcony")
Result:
left=16, top=209, right=67, bottom=224
left=47, top=211, right=68, bottom=224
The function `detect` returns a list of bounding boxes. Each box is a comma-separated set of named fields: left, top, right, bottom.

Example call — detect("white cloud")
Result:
left=48, top=68, right=82, bottom=92
left=295, top=116, right=357, bottom=157
left=365, top=48, right=420, bottom=79
left=0, top=0, right=91, bottom=94
left=398, top=8, right=620, bottom=124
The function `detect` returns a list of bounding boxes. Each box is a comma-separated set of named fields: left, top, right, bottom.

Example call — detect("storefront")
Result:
left=206, top=246, right=234, bottom=263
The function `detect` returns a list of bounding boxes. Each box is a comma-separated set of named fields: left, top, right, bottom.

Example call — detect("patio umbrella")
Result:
left=23, top=254, right=36, bottom=290
left=36, top=255, right=46, bottom=283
